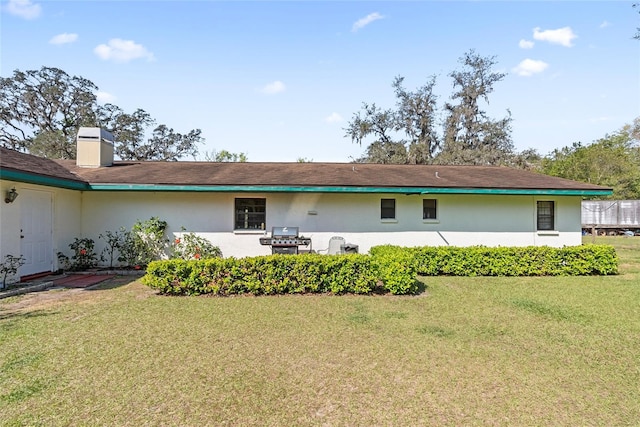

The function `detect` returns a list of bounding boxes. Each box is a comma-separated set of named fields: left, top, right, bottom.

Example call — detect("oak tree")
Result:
left=345, top=50, right=514, bottom=165
left=438, top=50, right=514, bottom=165
left=0, top=66, right=203, bottom=161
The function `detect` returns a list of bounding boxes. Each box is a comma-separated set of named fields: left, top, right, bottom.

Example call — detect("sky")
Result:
left=1, top=0, right=639, bottom=162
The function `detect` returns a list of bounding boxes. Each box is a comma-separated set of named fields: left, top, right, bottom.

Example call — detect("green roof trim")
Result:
left=0, top=169, right=89, bottom=190
left=87, top=184, right=612, bottom=196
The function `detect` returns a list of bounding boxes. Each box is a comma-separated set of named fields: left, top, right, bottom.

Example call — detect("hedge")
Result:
left=142, top=254, right=417, bottom=296
left=368, top=244, right=618, bottom=277
left=142, top=245, right=617, bottom=297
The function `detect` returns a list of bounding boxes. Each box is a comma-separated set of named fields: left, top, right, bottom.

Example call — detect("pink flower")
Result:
left=194, top=253, right=201, bottom=260
left=175, top=238, right=181, bottom=244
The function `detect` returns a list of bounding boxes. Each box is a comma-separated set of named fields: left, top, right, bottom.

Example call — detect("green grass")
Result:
left=1, top=237, right=639, bottom=426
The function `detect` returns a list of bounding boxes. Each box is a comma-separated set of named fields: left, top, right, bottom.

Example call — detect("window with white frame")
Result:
left=235, top=198, right=266, bottom=230
left=536, top=201, right=555, bottom=231
left=423, top=199, right=437, bottom=219
left=381, top=198, right=396, bottom=219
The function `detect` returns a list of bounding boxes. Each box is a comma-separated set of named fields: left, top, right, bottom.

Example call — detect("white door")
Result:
left=20, top=189, right=53, bottom=277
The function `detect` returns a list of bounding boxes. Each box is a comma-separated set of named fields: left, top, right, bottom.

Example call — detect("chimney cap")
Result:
left=77, top=127, right=114, bottom=144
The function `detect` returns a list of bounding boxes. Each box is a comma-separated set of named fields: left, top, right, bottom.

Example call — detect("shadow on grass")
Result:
left=414, top=279, right=428, bottom=295
left=0, top=309, right=58, bottom=323
left=370, top=279, right=427, bottom=296
left=84, top=276, right=141, bottom=291
left=511, top=298, right=592, bottom=324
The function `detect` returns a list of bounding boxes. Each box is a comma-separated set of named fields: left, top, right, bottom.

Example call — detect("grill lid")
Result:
left=271, top=226, right=299, bottom=238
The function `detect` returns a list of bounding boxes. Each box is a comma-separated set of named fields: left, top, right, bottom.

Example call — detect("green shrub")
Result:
left=99, top=227, right=131, bottom=268
left=371, top=247, right=419, bottom=295
left=130, top=217, right=168, bottom=267
left=142, top=254, right=388, bottom=296
left=371, top=244, right=618, bottom=277
left=142, top=244, right=617, bottom=297
left=62, top=237, right=98, bottom=271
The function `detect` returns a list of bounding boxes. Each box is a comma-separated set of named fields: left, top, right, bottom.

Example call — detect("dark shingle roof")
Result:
left=0, top=147, right=86, bottom=184
left=1, top=147, right=611, bottom=193
left=58, top=159, right=610, bottom=191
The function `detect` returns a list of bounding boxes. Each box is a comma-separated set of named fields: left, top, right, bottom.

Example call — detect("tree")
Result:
left=354, top=140, right=409, bottom=164
left=97, top=105, right=202, bottom=161
left=541, top=118, right=640, bottom=199
left=202, top=149, right=248, bottom=162
left=505, top=148, right=543, bottom=171
left=96, top=104, right=153, bottom=160
left=392, top=75, right=440, bottom=163
left=438, top=50, right=514, bottom=165
left=0, top=67, right=98, bottom=157
left=345, top=102, right=401, bottom=163
left=345, top=50, right=514, bottom=165
left=0, top=66, right=203, bottom=160
left=345, top=75, right=439, bottom=165
left=29, top=130, right=74, bottom=159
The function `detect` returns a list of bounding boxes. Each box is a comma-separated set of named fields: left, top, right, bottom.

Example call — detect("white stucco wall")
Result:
left=0, top=180, right=82, bottom=281
left=0, top=181, right=22, bottom=278
left=79, top=191, right=582, bottom=259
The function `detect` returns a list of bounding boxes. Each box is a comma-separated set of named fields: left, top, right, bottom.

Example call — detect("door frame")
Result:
left=20, top=188, right=54, bottom=277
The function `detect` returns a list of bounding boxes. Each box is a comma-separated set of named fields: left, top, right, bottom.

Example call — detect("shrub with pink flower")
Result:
left=61, top=237, right=98, bottom=271
left=171, top=230, right=222, bottom=260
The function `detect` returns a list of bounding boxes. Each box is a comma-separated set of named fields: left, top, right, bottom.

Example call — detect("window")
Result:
left=381, top=198, right=396, bottom=219
left=235, top=198, right=266, bottom=230
left=423, top=199, right=437, bottom=219
left=537, top=201, right=554, bottom=231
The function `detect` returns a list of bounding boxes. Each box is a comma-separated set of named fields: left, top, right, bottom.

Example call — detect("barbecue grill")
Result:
left=259, top=226, right=311, bottom=254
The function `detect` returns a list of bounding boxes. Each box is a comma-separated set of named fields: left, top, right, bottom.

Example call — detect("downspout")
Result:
left=436, top=231, right=450, bottom=246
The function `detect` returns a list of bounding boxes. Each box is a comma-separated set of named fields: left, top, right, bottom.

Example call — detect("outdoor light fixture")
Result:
left=4, top=188, right=18, bottom=204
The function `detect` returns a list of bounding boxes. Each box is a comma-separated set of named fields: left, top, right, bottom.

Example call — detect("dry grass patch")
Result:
left=0, top=239, right=639, bottom=426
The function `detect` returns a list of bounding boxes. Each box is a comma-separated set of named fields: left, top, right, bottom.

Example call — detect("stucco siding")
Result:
left=0, top=180, right=82, bottom=280
left=0, top=181, right=22, bottom=269
left=79, top=192, right=580, bottom=259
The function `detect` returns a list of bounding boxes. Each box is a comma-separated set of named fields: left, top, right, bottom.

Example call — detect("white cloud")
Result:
left=352, top=12, right=384, bottom=32
left=96, top=91, right=116, bottom=104
left=599, top=21, right=611, bottom=29
left=94, top=38, right=155, bottom=63
left=49, top=33, right=78, bottom=45
left=324, top=112, right=343, bottom=123
left=533, top=26, right=577, bottom=47
left=519, top=39, right=534, bottom=49
left=260, top=81, right=286, bottom=95
left=5, top=0, right=41, bottom=20
left=512, top=59, right=549, bottom=77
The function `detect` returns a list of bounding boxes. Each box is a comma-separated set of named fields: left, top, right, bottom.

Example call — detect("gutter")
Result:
left=86, top=184, right=613, bottom=196
left=1, top=168, right=613, bottom=197
left=0, top=169, right=89, bottom=191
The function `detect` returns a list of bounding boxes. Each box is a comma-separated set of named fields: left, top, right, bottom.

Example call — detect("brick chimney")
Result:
left=76, top=127, right=114, bottom=168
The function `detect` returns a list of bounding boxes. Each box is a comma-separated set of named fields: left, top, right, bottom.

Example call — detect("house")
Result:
left=0, top=128, right=612, bottom=282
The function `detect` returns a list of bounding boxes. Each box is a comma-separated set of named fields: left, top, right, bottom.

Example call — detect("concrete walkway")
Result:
left=0, top=270, right=144, bottom=299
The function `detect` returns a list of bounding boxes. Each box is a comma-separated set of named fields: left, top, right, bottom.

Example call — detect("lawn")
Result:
left=1, top=237, right=639, bottom=426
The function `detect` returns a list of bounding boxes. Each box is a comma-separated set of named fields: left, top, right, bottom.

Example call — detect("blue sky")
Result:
left=1, top=0, right=638, bottom=162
